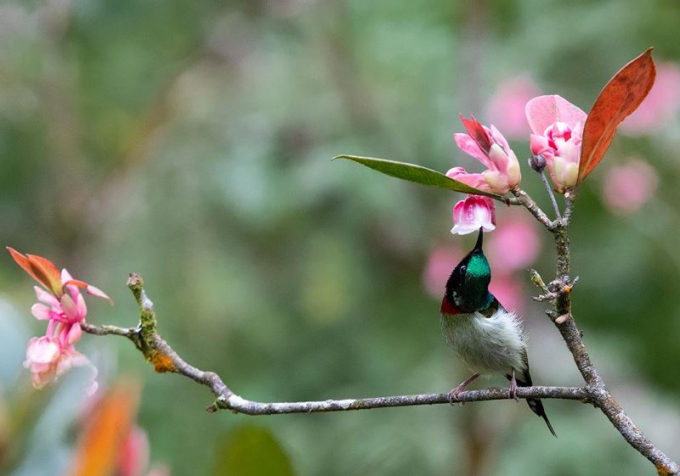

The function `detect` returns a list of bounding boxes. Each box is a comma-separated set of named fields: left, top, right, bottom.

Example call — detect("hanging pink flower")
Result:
left=526, top=95, right=587, bottom=193
left=602, top=159, right=658, bottom=214
left=8, top=248, right=109, bottom=393
left=451, top=195, right=496, bottom=236
left=447, top=116, right=521, bottom=195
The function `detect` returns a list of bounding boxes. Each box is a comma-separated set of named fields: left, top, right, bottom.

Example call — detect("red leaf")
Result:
left=578, top=49, right=656, bottom=182
left=7, top=247, right=41, bottom=283
left=7, top=247, right=65, bottom=295
left=26, top=253, right=63, bottom=295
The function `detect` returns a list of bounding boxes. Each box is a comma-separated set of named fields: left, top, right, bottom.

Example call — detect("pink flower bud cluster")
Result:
left=8, top=248, right=111, bottom=393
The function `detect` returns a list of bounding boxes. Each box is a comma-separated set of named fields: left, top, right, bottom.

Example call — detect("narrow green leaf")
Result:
left=334, top=155, right=500, bottom=198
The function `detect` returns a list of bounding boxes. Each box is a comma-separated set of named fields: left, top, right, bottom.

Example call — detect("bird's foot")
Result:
left=447, top=386, right=466, bottom=406
left=447, top=373, right=480, bottom=406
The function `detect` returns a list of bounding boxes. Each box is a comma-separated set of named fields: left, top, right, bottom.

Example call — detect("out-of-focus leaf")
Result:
left=211, top=425, right=295, bottom=476
left=68, top=380, right=140, bottom=476
left=578, top=49, right=656, bottom=182
left=334, top=155, right=500, bottom=198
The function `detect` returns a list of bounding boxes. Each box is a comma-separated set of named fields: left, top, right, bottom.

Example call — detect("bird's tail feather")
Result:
left=506, top=370, right=557, bottom=437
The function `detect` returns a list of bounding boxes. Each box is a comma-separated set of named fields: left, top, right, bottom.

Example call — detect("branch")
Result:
left=510, top=188, right=556, bottom=230
left=522, top=192, right=679, bottom=476
left=81, top=275, right=588, bottom=415
left=80, top=202, right=679, bottom=475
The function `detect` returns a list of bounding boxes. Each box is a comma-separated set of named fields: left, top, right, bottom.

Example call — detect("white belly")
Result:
left=441, top=309, right=527, bottom=375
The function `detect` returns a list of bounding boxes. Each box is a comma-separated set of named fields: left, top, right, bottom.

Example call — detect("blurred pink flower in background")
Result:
left=422, top=245, right=464, bottom=298
left=621, top=62, right=680, bottom=134
left=602, top=159, right=658, bottom=214
left=486, top=210, right=541, bottom=275
left=451, top=195, right=496, bottom=235
left=527, top=95, right=587, bottom=193
left=486, top=76, right=542, bottom=139
left=448, top=116, right=521, bottom=194
left=490, top=273, right=525, bottom=315
left=119, top=426, right=150, bottom=476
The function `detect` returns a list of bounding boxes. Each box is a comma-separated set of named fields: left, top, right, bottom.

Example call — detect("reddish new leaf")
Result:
left=7, top=247, right=63, bottom=295
left=578, top=48, right=656, bottom=182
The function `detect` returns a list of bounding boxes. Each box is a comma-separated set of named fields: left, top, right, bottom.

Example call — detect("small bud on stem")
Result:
left=528, top=154, right=547, bottom=173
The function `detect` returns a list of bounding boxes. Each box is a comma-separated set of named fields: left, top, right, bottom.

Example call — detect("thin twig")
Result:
left=540, top=170, right=562, bottom=220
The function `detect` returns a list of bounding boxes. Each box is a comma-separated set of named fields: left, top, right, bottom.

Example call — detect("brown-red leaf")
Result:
left=578, top=49, right=656, bottom=182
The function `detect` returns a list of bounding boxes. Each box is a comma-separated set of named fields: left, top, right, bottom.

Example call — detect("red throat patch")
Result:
left=440, top=297, right=462, bottom=315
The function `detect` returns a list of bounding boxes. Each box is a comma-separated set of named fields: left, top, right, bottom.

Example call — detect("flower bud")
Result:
left=528, top=154, right=546, bottom=173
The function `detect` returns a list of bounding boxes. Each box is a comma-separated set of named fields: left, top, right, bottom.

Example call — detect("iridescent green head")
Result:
left=445, top=229, right=492, bottom=312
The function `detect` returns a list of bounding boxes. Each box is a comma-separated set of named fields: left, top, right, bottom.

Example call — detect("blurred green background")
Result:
left=1, top=0, right=680, bottom=475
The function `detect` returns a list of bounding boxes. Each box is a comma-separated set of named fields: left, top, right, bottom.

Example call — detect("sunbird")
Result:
left=440, top=229, right=556, bottom=437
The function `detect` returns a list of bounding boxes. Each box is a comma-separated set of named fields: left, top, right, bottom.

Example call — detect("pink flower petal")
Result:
left=67, top=323, right=83, bottom=345
left=31, top=303, right=53, bottom=321
left=446, top=167, right=490, bottom=192
left=451, top=195, right=496, bottom=236
left=453, top=133, right=493, bottom=169
left=34, top=286, right=60, bottom=307
left=525, top=95, right=587, bottom=135
left=63, top=279, right=114, bottom=305
left=60, top=294, right=80, bottom=321
left=86, top=285, right=113, bottom=305
left=25, top=336, right=61, bottom=366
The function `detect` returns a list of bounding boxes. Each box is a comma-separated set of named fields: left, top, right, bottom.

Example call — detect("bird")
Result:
left=440, top=228, right=556, bottom=437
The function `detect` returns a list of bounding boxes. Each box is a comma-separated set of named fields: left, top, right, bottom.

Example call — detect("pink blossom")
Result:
left=451, top=195, right=496, bottom=236
left=486, top=210, right=541, bottom=274
left=23, top=336, right=95, bottom=392
left=486, top=76, right=542, bottom=139
left=8, top=248, right=109, bottom=392
left=526, top=95, right=587, bottom=193
left=422, top=245, right=464, bottom=298
left=621, top=62, right=680, bottom=134
left=602, top=159, right=658, bottom=214
left=448, top=116, right=521, bottom=194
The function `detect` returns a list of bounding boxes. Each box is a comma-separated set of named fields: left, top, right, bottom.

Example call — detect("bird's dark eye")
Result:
left=460, top=265, right=467, bottom=274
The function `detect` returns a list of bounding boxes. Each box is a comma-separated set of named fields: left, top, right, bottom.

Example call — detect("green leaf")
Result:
left=211, top=425, right=296, bottom=476
left=334, top=155, right=500, bottom=198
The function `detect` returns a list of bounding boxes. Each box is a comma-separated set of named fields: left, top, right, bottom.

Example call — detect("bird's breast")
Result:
left=440, top=308, right=527, bottom=375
